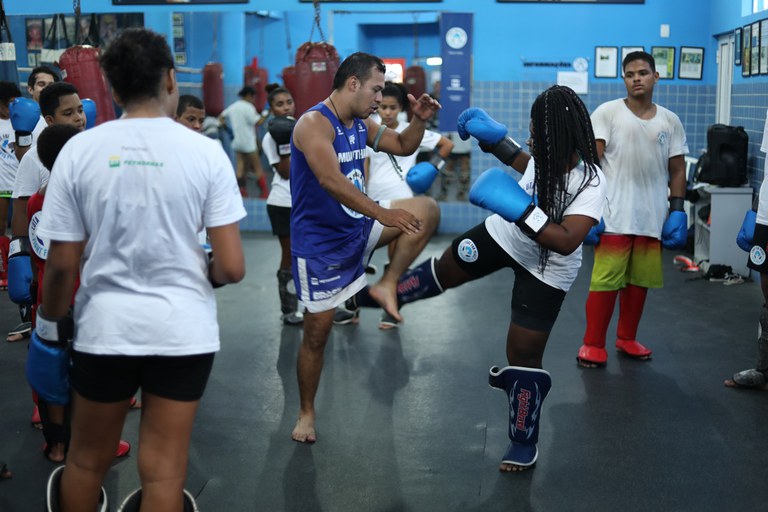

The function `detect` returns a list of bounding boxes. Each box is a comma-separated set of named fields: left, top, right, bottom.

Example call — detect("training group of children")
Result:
left=0, top=27, right=765, bottom=512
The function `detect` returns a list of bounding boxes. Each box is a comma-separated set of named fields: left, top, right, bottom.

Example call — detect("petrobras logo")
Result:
left=109, top=156, right=120, bottom=168
left=446, top=27, right=468, bottom=50
left=457, top=238, right=478, bottom=263
left=751, top=245, right=766, bottom=266
left=28, top=211, right=49, bottom=260
left=341, top=168, right=366, bottom=219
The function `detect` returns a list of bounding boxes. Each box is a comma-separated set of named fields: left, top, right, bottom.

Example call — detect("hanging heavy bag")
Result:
left=0, top=3, right=19, bottom=86
left=202, top=62, right=224, bottom=118
left=41, top=14, right=70, bottom=68
left=291, top=42, right=339, bottom=118
left=58, top=15, right=115, bottom=126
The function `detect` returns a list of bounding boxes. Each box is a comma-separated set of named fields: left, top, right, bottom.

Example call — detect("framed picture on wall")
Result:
left=620, top=46, right=643, bottom=76
left=752, top=21, right=761, bottom=76
left=735, top=27, right=742, bottom=66
left=651, top=46, right=675, bottom=79
left=761, top=19, right=768, bottom=74
left=594, top=46, right=618, bottom=78
left=679, top=47, right=704, bottom=80
left=743, top=24, right=751, bottom=76
left=26, top=18, right=43, bottom=50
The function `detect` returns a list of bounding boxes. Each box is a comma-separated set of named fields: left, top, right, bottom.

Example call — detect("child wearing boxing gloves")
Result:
left=262, top=84, right=304, bottom=325
left=348, top=85, right=606, bottom=471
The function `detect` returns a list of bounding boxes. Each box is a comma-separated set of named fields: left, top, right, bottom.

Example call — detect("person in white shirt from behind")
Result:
left=36, top=28, right=246, bottom=511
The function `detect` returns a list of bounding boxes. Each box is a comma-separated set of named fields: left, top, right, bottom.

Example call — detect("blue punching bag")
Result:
left=0, top=5, right=19, bottom=86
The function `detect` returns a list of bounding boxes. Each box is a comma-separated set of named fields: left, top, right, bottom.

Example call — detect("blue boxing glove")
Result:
left=583, top=218, right=606, bottom=246
left=661, top=197, right=688, bottom=250
left=406, top=152, right=445, bottom=194
left=7, top=237, right=33, bottom=305
left=457, top=107, right=506, bottom=144
left=25, top=307, right=73, bottom=406
left=457, top=107, right=522, bottom=166
left=9, top=97, right=41, bottom=148
left=737, top=209, right=757, bottom=252
left=81, top=98, right=97, bottom=129
left=470, top=167, right=550, bottom=238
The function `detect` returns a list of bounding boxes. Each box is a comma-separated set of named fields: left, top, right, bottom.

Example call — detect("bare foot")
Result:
left=499, top=462, right=533, bottom=472
left=368, top=281, right=402, bottom=322
left=45, top=442, right=65, bottom=463
left=292, top=414, right=317, bottom=443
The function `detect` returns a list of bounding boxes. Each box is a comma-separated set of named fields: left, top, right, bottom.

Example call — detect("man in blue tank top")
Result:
left=290, top=52, right=441, bottom=443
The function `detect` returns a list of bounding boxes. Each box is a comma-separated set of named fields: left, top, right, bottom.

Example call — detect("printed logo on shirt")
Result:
left=457, top=238, right=479, bottom=263
left=0, top=134, right=14, bottom=161
left=341, top=168, right=366, bottom=219
left=657, top=131, right=668, bottom=146
left=109, top=156, right=120, bottom=168
left=28, top=211, right=49, bottom=260
left=349, top=134, right=356, bottom=146
left=750, top=245, right=766, bottom=266
left=357, top=122, right=366, bottom=133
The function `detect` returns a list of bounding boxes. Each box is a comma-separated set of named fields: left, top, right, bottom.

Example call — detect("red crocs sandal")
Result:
left=577, top=345, right=607, bottom=367
left=615, top=339, right=652, bottom=360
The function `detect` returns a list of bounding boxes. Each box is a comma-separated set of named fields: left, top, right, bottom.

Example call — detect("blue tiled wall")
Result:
left=240, top=81, right=719, bottom=235
left=730, top=82, right=768, bottom=190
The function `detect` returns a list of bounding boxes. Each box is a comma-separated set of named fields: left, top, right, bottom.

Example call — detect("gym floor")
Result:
left=1, top=233, right=766, bottom=512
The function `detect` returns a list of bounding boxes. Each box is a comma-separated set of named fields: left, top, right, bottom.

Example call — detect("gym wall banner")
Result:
left=439, top=12, right=472, bottom=133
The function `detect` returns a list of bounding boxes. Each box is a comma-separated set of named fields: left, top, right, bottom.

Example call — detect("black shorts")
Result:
left=70, top=351, right=215, bottom=403
left=748, top=223, right=768, bottom=273
left=267, top=204, right=291, bottom=237
left=450, top=222, right=566, bottom=331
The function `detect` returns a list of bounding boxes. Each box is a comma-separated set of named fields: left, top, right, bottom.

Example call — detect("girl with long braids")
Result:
left=348, top=85, right=606, bottom=471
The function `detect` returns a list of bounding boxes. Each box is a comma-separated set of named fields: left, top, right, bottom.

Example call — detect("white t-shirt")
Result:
left=758, top=110, right=768, bottom=225
left=0, top=118, right=18, bottom=191
left=221, top=99, right=260, bottom=153
left=485, top=158, right=606, bottom=291
left=591, top=98, right=688, bottom=238
left=366, top=121, right=442, bottom=202
left=36, top=117, right=246, bottom=356
left=12, top=144, right=49, bottom=198
left=263, top=131, right=291, bottom=208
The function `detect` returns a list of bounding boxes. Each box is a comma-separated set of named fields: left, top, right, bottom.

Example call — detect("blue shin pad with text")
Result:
left=489, top=365, right=552, bottom=466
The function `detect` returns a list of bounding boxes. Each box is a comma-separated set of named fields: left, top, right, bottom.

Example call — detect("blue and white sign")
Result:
left=439, top=13, right=473, bottom=133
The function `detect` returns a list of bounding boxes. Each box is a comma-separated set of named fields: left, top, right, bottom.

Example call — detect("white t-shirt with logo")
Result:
left=591, top=98, right=688, bottom=238
left=757, top=110, right=768, bottom=225
left=483, top=158, right=606, bottom=291
left=0, top=116, right=46, bottom=192
left=12, top=144, right=49, bottom=198
left=221, top=99, right=259, bottom=153
left=37, top=117, right=246, bottom=356
left=263, top=131, right=291, bottom=208
left=366, top=121, right=442, bottom=202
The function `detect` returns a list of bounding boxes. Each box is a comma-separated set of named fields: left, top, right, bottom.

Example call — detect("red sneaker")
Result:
left=615, top=339, right=652, bottom=359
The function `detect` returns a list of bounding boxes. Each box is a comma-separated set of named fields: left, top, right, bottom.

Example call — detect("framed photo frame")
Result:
left=735, top=27, right=742, bottom=65
left=620, top=46, right=644, bottom=76
left=651, top=46, right=675, bottom=79
left=761, top=19, right=768, bottom=74
left=594, top=46, right=618, bottom=78
left=743, top=24, right=752, bottom=76
left=752, top=21, right=761, bottom=76
left=25, top=18, right=43, bottom=50
left=679, top=47, right=704, bottom=80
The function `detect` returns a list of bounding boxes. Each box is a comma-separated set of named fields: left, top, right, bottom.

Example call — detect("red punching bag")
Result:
left=404, top=65, right=426, bottom=121
left=287, top=42, right=340, bottom=118
left=202, top=62, right=224, bottom=117
left=58, top=45, right=115, bottom=126
left=243, top=57, right=268, bottom=112
left=282, top=65, right=297, bottom=102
